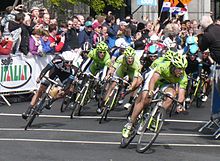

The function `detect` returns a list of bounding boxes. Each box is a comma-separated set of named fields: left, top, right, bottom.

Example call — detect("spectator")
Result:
left=78, top=21, right=94, bottom=47
left=20, top=14, right=32, bottom=55
left=92, top=21, right=103, bottom=46
left=103, top=14, right=119, bottom=49
left=117, top=21, right=128, bottom=37
left=72, top=16, right=80, bottom=34
left=8, top=12, right=24, bottom=54
left=40, top=30, right=53, bottom=54
left=125, top=15, right=137, bottom=36
left=77, top=14, right=85, bottom=31
left=102, top=26, right=108, bottom=41
left=29, top=29, right=43, bottom=56
left=41, top=13, right=50, bottom=30
left=0, top=30, right=13, bottom=55
left=198, top=15, right=220, bottom=63
left=48, top=24, right=65, bottom=53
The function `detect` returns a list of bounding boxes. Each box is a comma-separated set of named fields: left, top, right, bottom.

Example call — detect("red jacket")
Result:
left=0, top=40, right=13, bottom=55
left=48, top=35, right=64, bottom=52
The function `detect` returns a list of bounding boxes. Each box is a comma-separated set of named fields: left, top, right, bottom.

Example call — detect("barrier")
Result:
left=199, top=64, right=220, bottom=139
left=0, top=53, right=54, bottom=106
left=0, top=50, right=144, bottom=106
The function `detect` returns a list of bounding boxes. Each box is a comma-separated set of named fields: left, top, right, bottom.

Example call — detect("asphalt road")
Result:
left=0, top=97, right=220, bottom=161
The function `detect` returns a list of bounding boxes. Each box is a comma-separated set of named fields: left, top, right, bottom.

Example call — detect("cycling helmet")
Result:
left=115, top=38, right=126, bottom=48
left=171, top=54, right=188, bottom=69
left=62, top=51, right=75, bottom=62
left=164, top=50, right=178, bottom=61
left=96, top=36, right=105, bottom=44
left=81, top=42, right=92, bottom=52
left=189, top=44, right=199, bottom=55
left=96, top=41, right=108, bottom=52
left=186, top=36, right=195, bottom=45
left=124, top=46, right=135, bottom=57
left=148, top=44, right=158, bottom=55
left=150, top=34, right=159, bottom=42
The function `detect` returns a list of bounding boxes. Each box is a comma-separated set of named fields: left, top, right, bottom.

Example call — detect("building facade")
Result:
left=131, top=0, right=219, bottom=21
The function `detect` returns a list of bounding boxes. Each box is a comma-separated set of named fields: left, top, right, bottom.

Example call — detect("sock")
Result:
left=129, top=96, right=134, bottom=104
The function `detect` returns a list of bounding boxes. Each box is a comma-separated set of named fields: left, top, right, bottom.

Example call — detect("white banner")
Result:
left=0, top=54, right=54, bottom=93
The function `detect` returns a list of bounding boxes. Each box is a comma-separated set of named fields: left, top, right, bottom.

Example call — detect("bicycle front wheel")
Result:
left=136, top=107, right=165, bottom=153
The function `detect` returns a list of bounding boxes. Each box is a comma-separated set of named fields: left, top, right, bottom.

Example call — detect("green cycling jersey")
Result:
left=153, top=60, right=188, bottom=89
left=113, top=55, right=141, bottom=80
left=87, top=48, right=111, bottom=75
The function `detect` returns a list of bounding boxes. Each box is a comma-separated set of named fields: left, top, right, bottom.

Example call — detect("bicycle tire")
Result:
left=99, top=88, right=118, bottom=124
left=60, top=95, right=71, bottom=112
left=120, top=129, right=137, bottom=148
left=99, top=106, right=108, bottom=124
left=24, top=111, right=37, bottom=130
left=136, top=107, right=165, bottom=153
left=196, top=81, right=204, bottom=108
left=70, top=103, right=82, bottom=118
left=24, top=96, right=47, bottom=130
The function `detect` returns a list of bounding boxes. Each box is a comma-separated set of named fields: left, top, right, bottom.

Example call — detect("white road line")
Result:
left=0, top=128, right=213, bottom=137
left=0, top=138, right=219, bottom=147
left=0, top=113, right=208, bottom=123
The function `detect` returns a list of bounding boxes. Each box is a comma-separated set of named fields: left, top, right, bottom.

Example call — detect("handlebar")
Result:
left=43, top=76, right=63, bottom=87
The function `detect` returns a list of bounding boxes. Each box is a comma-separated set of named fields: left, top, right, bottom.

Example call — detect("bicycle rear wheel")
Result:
left=136, top=107, right=165, bottom=153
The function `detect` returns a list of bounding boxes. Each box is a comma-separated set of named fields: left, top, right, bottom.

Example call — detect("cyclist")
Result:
left=80, top=42, right=93, bottom=61
left=111, top=38, right=129, bottom=64
left=141, top=44, right=160, bottom=73
left=122, top=50, right=188, bottom=138
left=81, top=41, right=111, bottom=79
left=200, top=49, right=214, bottom=102
left=22, top=52, right=77, bottom=119
left=98, top=46, right=143, bottom=113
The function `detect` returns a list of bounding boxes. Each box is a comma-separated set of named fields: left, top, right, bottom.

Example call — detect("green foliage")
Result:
left=49, top=0, right=125, bottom=14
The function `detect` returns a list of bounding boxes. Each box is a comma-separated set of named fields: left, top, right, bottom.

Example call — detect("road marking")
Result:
left=0, top=138, right=219, bottom=147
left=0, top=113, right=208, bottom=123
left=0, top=128, right=213, bottom=137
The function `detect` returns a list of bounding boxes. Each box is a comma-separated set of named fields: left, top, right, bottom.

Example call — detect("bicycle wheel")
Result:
left=24, top=110, right=37, bottom=130
left=60, top=92, right=76, bottom=112
left=99, top=106, right=109, bottom=124
left=120, top=128, right=137, bottom=148
left=136, top=107, right=165, bottom=153
left=99, top=88, right=118, bottom=124
left=24, top=96, right=46, bottom=130
left=196, top=81, right=204, bottom=108
left=60, top=94, right=71, bottom=112
left=70, top=103, right=82, bottom=118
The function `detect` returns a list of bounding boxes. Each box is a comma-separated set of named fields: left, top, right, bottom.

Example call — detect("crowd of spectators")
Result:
left=0, top=4, right=218, bottom=57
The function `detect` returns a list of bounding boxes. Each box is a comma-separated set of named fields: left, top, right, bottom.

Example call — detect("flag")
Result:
left=162, top=1, right=171, bottom=12
left=170, top=6, right=187, bottom=15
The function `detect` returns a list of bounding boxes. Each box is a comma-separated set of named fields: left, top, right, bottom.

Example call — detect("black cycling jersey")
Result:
left=39, top=55, right=75, bottom=91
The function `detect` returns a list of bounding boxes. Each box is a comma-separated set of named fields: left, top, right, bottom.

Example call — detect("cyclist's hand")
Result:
left=36, top=77, right=41, bottom=84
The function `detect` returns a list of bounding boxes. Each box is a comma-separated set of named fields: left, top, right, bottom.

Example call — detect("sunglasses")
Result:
left=64, top=60, right=73, bottom=64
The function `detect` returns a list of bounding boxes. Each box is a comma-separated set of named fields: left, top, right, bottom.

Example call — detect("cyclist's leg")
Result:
left=161, top=85, right=176, bottom=110
left=124, top=75, right=143, bottom=109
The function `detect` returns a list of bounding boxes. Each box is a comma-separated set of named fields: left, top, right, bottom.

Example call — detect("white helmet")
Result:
left=115, top=38, right=127, bottom=48
left=150, top=34, right=159, bottom=41
left=163, top=37, right=176, bottom=48
left=62, top=51, right=75, bottom=62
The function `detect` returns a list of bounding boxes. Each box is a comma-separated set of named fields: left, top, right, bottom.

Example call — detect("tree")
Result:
left=50, top=0, right=125, bottom=14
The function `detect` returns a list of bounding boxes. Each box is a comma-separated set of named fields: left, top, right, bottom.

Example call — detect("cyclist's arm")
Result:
left=148, top=72, right=160, bottom=96
left=38, top=62, right=54, bottom=80
left=63, top=75, right=75, bottom=91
